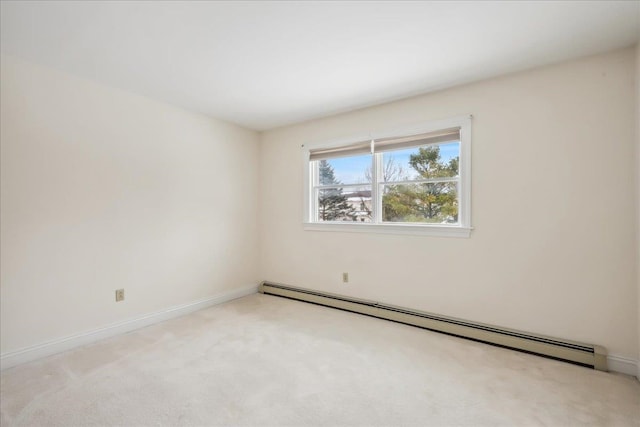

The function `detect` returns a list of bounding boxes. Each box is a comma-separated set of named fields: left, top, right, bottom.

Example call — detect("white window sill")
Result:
left=303, top=222, right=472, bottom=238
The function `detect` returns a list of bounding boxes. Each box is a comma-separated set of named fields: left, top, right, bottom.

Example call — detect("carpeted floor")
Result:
left=1, top=293, right=639, bottom=426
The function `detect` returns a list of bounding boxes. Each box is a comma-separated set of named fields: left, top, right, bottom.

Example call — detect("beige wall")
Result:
left=259, top=47, right=638, bottom=360
left=2, top=47, right=638, bottom=371
left=0, top=55, right=260, bottom=354
left=636, top=42, right=640, bottom=378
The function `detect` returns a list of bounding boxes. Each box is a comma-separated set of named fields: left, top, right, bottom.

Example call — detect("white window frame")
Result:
left=302, top=115, right=472, bottom=238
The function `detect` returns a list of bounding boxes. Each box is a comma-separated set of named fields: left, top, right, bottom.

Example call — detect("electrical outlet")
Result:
left=342, top=272, right=349, bottom=283
left=115, top=289, right=125, bottom=302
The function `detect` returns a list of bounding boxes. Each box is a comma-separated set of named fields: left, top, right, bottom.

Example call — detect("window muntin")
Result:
left=304, top=116, right=471, bottom=236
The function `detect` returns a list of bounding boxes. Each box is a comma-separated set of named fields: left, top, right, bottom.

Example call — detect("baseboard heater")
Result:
left=259, top=281, right=607, bottom=371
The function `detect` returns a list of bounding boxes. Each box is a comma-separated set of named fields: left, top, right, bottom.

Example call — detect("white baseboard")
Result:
left=607, top=355, right=639, bottom=378
left=3, top=285, right=637, bottom=381
left=0, top=284, right=258, bottom=371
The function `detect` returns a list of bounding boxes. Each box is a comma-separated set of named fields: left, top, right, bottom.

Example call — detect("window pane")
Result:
left=382, top=182, right=458, bottom=224
left=317, top=155, right=372, bottom=185
left=317, top=186, right=372, bottom=222
left=381, top=142, right=459, bottom=182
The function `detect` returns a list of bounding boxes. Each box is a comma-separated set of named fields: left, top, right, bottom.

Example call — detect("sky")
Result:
left=327, top=142, right=460, bottom=184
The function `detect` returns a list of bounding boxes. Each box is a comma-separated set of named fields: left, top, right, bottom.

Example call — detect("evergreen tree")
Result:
left=382, top=146, right=459, bottom=223
left=318, top=160, right=356, bottom=221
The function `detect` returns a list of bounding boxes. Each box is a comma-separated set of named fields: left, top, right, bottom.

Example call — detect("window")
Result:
left=303, top=115, right=471, bottom=237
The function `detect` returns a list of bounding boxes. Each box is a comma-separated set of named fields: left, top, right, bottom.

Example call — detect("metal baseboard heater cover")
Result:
left=259, top=281, right=607, bottom=371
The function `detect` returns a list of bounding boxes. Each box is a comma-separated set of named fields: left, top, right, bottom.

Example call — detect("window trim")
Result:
left=302, top=115, right=472, bottom=238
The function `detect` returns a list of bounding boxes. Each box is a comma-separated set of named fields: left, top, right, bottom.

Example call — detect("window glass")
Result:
left=317, top=185, right=372, bottom=223
left=381, top=142, right=460, bottom=181
left=381, top=182, right=458, bottom=224
left=305, top=116, right=471, bottom=235
left=319, top=155, right=372, bottom=185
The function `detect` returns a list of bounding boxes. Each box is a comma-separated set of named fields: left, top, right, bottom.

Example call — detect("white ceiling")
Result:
left=1, top=1, right=639, bottom=131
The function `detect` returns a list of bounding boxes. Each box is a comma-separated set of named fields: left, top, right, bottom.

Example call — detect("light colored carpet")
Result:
left=1, top=293, right=639, bottom=426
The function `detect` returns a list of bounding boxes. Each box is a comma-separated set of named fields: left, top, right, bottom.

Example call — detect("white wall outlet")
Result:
left=115, top=289, right=125, bottom=302
left=342, top=272, right=349, bottom=283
